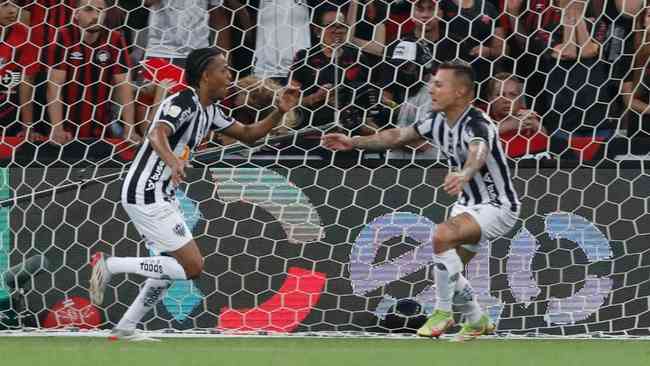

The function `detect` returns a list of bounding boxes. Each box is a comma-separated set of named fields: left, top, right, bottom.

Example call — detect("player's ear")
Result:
left=200, top=70, right=210, bottom=87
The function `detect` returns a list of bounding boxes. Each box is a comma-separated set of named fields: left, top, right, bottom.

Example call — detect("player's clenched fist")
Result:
left=170, top=157, right=190, bottom=186
left=443, top=171, right=470, bottom=196
left=277, top=85, right=300, bottom=113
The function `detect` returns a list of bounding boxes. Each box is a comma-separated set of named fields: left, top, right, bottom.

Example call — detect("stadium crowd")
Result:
left=0, top=0, right=645, bottom=160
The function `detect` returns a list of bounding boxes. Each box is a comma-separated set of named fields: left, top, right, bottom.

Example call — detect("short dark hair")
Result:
left=437, top=60, right=475, bottom=93
left=313, top=2, right=339, bottom=26
left=185, top=48, right=223, bottom=88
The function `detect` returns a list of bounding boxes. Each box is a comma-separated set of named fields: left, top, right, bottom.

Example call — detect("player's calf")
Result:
left=167, top=240, right=204, bottom=279
left=178, top=256, right=203, bottom=279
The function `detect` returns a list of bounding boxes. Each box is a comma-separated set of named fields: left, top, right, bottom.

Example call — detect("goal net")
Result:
left=0, top=0, right=649, bottom=337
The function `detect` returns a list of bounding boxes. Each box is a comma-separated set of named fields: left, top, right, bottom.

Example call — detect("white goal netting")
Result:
left=0, top=0, right=649, bottom=337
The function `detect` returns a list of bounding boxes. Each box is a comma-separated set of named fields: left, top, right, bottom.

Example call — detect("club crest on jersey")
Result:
left=95, top=50, right=110, bottom=64
left=69, top=51, right=84, bottom=61
left=0, top=71, right=21, bottom=89
left=173, top=223, right=186, bottom=237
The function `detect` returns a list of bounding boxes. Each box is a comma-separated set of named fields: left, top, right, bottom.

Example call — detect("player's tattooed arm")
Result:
left=443, top=140, right=488, bottom=196
left=322, top=126, right=420, bottom=152
left=462, top=141, right=488, bottom=178
left=223, top=86, right=299, bottom=145
left=351, top=127, right=421, bottom=151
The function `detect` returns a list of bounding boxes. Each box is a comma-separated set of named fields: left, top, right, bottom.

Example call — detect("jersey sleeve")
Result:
left=154, top=93, right=197, bottom=133
left=464, top=118, right=494, bottom=150
left=210, top=106, right=235, bottom=131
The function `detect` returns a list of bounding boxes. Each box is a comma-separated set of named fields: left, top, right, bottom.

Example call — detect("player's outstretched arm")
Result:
left=222, top=86, right=299, bottom=144
left=321, top=126, right=421, bottom=152
left=443, top=141, right=488, bottom=196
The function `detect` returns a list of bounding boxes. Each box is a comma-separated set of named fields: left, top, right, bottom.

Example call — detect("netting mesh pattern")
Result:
left=0, top=1, right=648, bottom=336
left=1, top=164, right=648, bottom=335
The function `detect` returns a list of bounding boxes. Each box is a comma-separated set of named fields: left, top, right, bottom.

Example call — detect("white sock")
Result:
left=433, top=249, right=463, bottom=312
left=453, top=274, right=483, bottom=324
left=115, top=279, right=171, bottom=331
left=106, top=257, right=188, bottom=280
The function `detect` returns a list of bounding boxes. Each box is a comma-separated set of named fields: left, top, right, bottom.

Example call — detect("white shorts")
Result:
left=450, top=203, right=520, bottom=252
left=123, top=200, right=193, bottom=254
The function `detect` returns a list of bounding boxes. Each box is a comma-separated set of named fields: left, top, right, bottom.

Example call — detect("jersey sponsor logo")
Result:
left=173, top=223, right=186, bottom=237
left=483, top=172, right=498, bottom=200
left=95, top=50, right=110, bottom=63
left=164, top=103, right=182, bottom=118
left=143, top=285, right=166, bottom=307
left=140, top=261, right=164, bottom=274
left=145, top=160, right=166, bottom=191
left=179, top=109, right=191, bottom=122
left=69, top=51, right=83, bottom=61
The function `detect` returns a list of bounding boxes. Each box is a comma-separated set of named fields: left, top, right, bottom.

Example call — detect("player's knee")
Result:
left=184, top=258, right=204, bottom=279
left=433, top=225, right=455, bottom=254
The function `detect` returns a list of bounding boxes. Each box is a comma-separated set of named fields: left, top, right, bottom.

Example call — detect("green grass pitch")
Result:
left=1, top=337, right=649, bottom=366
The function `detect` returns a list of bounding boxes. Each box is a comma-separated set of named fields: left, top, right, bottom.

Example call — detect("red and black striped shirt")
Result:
left=19, top=0, right=76, bottom=70
left=47, top=26, right=132, bottom=138
left=0, top=23, right=38, bottom=122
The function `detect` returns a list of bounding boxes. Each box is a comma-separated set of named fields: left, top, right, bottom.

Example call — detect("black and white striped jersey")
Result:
left=122, top=88, right=234, bottom=205
left=413, top=106, right=520, bottom=211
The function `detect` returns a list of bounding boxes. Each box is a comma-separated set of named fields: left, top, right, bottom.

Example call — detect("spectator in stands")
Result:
left=144, top=0, right=250, bottom=65
left=104, top=1, right=150, bottom=64
left=0, top=0, right=40, bottom=139
left=18, top=0, right=76, bottom=66
left=622, top=1, right=650, bottom=140
left=485, top=72, right=550, bottom=159
left=289, top=3, right=379, bottom=134
left=510, top=0, right=616, bottom=139
left=386, top=0, right=454, bottom=127
left=438, top=0, right=507, bottom=85
left=346, top=0, right=387, bottom=70
left=575, top=0, right=640, bottom=139
left=594, top=0, right=641, bottom=84
left=252, top=0, right=311, bottom=85
left=15, top=0, right=77, bottom=141
left=139, top=0, right=250, bottom=129
left=45, top=0, right=137, bottom=145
